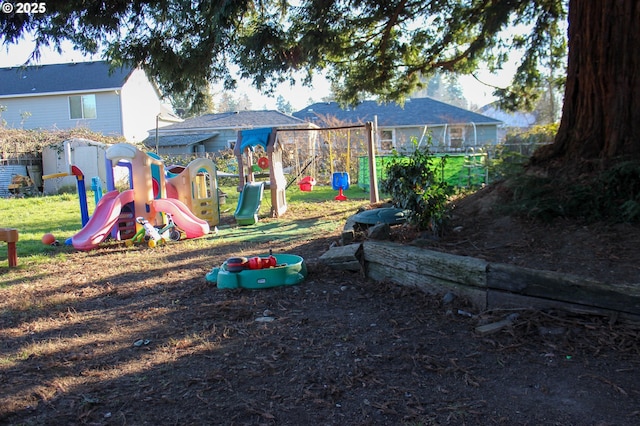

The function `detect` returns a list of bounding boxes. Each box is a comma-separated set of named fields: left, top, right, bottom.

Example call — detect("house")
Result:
left=293, top=97, right=502, bottom=153
left=145, top=110, right=317, bottom=156
left=0, top=61, right=178, bottom=142
left=478, top=103, right=537, bottom=142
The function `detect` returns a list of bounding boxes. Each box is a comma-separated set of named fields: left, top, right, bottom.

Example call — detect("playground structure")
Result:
left=42, top=140, right=92, bottom=227
left=70, top=143, right=216, bottom=250
left=234, top=128, right=288, bottom=225
left=165, top=158, right=219, bottom=227
left=270, top=122, right=380, bottom=204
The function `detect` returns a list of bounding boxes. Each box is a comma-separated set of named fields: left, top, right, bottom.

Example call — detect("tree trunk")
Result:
left=533, top=0, right=640, bottom=165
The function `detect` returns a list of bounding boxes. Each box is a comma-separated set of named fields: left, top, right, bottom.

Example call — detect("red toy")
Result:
left=41, top=233, right=56, bottom=245
left=247, top=255, right=277, bottom=270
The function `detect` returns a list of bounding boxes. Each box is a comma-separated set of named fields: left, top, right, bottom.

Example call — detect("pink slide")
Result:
left=71, top=190, right=135, bottom=251
left=150, top=198, right=210, bottom=238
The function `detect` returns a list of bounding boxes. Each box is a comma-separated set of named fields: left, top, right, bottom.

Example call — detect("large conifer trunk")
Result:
left=535, top=0, right=640, bottom=164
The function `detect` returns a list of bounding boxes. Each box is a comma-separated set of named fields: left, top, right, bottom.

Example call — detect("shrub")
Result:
left=503, top=160, right=640, bottom=223
left=380, top=141, right=454, bottom=232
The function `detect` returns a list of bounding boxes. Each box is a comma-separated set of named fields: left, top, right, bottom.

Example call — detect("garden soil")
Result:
left=1, top=196, right=639, bottom=426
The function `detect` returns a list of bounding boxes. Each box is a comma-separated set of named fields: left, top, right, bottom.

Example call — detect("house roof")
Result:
left=293, top=97, right=502, bottom=127
left=0, top=61, right=135, bottom=98
left=479, top=104, right=536, bottom=128
left=144, top=133, right=219, bottom=148
left=158, top=110, right=312, bottom=133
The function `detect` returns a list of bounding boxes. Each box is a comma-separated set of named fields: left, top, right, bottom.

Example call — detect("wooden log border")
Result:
left=361, top=241, right=640, bottom=319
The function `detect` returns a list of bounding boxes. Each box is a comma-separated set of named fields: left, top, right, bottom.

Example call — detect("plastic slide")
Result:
left=150, top=198, right=210, bottom=238
left=71, top=189, right=135, bottom=251
left=234, top=182, right=265, bottom=226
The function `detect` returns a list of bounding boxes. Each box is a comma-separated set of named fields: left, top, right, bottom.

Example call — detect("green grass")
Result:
left=0, top=193, right=91, bottom=266
left=1, top=185, right=371, bottom=268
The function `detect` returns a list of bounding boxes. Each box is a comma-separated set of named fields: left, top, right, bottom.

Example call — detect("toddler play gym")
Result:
left=62, top=142, right=217, bottom=250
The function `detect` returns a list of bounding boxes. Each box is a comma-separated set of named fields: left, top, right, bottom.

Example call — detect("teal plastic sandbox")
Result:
left=205, top=254, right=307, bottom=289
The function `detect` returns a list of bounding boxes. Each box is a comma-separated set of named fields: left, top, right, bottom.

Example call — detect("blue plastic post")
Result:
left=77, top=176, right=89, bottom=226
left=91, top=176, right=103, bottom=205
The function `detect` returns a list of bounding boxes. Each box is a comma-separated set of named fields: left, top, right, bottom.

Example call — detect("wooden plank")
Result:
left=487, top=263, right=640, bottom=315
left=319, top=243, right=362, bottom=263
left=319, top=243, right=363, bottom=272
left=475, top=318, right=514, bottom=336
left=487, top=289, right=640, bottom=323
left=363, top=241, right=487, bottom=288
left=366, top=262, right=487, bottom=310
left=362, top=241, right=640, bottom=318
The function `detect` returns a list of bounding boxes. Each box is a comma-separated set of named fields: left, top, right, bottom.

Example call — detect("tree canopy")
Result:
left=3, top=0, right=640, bottom=165
left=0, top=0, right=566, bottom=110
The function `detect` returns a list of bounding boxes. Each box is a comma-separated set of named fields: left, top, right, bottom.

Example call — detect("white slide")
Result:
left=71, top=190, right=135, bottom=251
left=150, top=198, right=210, bottom=238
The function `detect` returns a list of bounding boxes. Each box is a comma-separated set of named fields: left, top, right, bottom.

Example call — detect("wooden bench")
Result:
left=0, top=228, right=19, bottom=267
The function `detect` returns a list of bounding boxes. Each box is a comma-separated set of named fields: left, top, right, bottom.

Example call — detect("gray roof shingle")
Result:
left=144, top=133, right=220, bottom=148
left=293, top=97, right=502, bottom=127
left=160, top=110, right=308, bottom=131
left=0, top=61, right=134, bottom=97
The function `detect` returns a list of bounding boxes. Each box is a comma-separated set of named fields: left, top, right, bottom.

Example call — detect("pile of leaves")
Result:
left=0, top=127, right=124, bottom=159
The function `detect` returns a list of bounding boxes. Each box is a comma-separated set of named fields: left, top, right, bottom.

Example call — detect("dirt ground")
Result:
left=1, top=195, right=639, bottom=426
left=407, top=183, right=640, bottom=286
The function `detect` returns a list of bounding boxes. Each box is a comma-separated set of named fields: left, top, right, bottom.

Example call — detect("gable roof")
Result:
left=145, top=110, right=314, bottom=148
left=158, top=110, right=312, bottom=133
left=145, top=133, right=220, bottom=149
left=479, top=103, right=536, bottom=128
left=293, top=97, right=502, bottom=127
left=0, top=61, right=135, bottom=98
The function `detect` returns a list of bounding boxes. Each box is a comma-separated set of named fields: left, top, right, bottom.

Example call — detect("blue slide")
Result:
left=234, top=182, right=265, bottom=225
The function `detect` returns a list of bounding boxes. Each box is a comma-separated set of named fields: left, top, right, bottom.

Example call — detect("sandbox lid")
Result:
left=351, top=207, right=410, bottom=225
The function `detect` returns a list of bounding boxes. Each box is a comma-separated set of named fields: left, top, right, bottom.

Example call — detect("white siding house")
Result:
left=0, top=61, right=177, bottom=142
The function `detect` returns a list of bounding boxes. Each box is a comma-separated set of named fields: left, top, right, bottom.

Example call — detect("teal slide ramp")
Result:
left=234, top=182, right=265, bottom=225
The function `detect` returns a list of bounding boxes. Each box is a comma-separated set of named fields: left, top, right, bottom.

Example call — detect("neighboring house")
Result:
left=293, top=97, right=502, bottom=153
left=479, top=103, right=537, bottom=142
left=0, top=61, right=179, bottom=142
left=145, top=110, right=317, bottom=156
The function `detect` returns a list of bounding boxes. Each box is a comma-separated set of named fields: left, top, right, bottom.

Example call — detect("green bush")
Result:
left=504, top=123, right=559, bottom=146
left=380, top=141, right=454, bottom=232
left=487, top=146, right=529, bottom=182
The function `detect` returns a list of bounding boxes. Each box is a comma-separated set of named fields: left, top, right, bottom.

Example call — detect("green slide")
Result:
left=234, top=182, right=265, bottom=225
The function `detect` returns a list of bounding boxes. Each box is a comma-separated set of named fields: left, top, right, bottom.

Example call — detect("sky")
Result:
left=0, top=38, right=504, bottom=111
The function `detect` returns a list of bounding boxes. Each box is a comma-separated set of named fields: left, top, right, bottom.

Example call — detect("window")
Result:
left=69, top=94, right=97, bottom=119
left=379, top=129, right=395, bottom=151
left=449, top=126, right=464, bottom=150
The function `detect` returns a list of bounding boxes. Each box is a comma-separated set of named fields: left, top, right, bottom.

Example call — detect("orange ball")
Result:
left=42, top=233, right=56, bottom=245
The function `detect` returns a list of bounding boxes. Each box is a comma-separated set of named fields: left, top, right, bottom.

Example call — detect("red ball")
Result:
left=42, top=233, right=56, bottom=245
